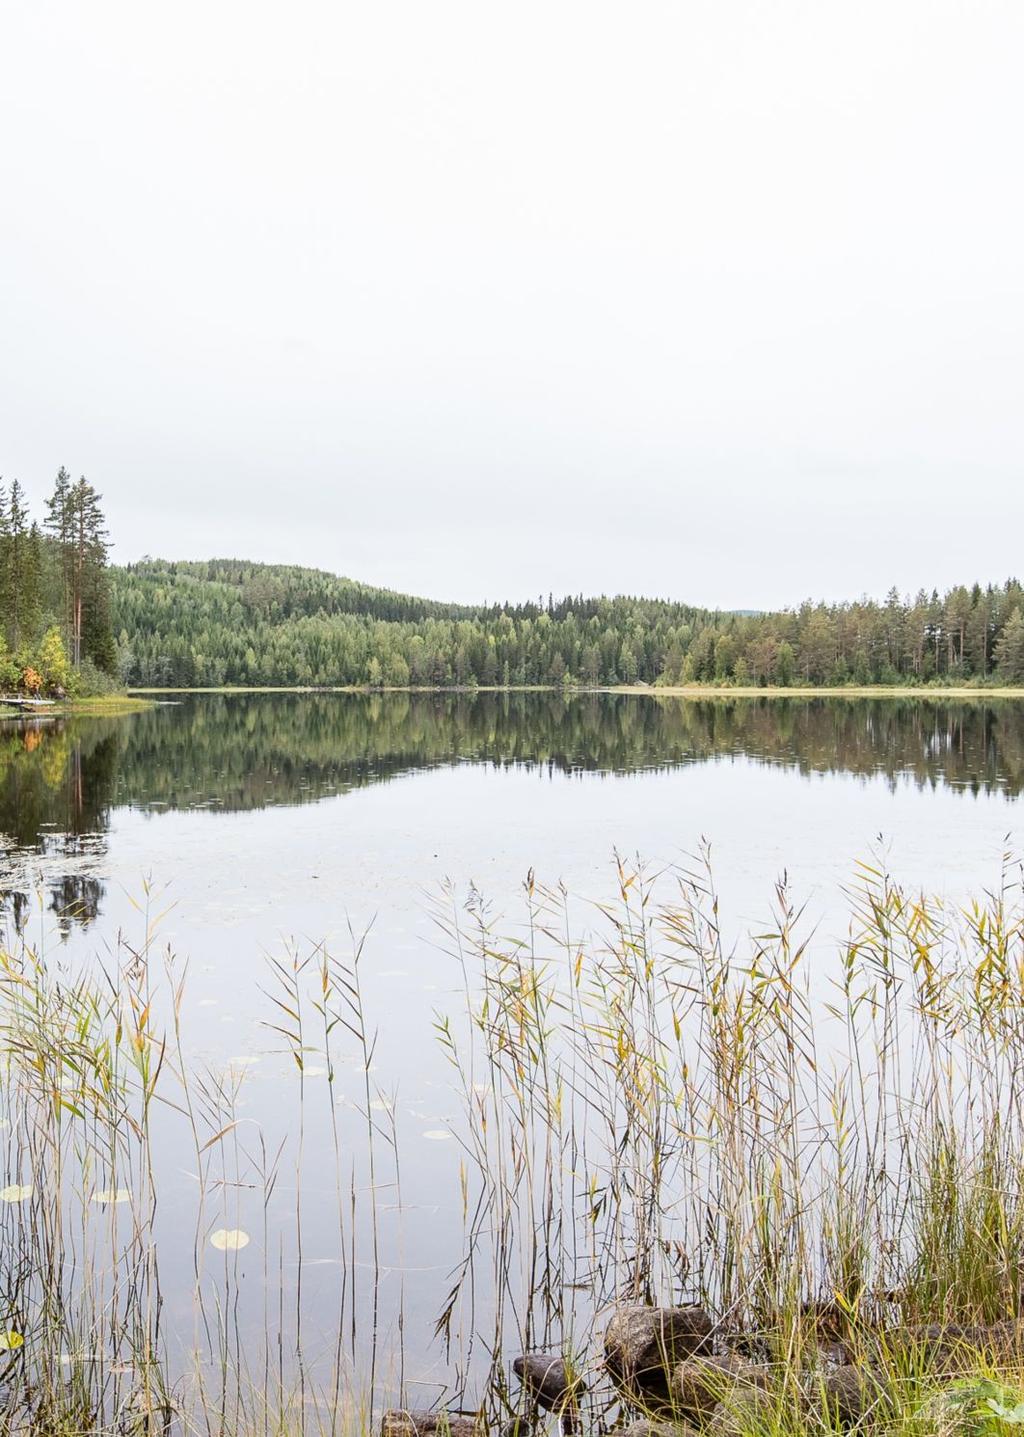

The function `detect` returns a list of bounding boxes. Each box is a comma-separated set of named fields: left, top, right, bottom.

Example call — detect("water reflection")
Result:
left=1, top=691, right=1022, bottom=928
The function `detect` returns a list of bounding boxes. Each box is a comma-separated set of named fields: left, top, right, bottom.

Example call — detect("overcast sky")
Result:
left=2, top=2, right=1022, bottom=609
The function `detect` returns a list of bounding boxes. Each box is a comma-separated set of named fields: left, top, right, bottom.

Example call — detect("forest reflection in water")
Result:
left=0, top=689, right=1022, bottom=933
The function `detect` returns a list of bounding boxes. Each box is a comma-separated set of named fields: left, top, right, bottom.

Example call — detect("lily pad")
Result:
left=0, top=1184, right=33, bottom=1203
left=210, top=1227, right=250, bottom=1251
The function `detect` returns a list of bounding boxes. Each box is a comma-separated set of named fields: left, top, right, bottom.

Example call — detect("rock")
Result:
left=705, top=1391, right=777, bottom=1437
left=605, top=1306, right=714, bottom=1408
left=670, top=1354, right=767, bottom=1422
left=512, top=1354, right=582, bottom=1431
left=808, top=1365, right=890, bottom=1426
left=619, top=1421, right=701, bottom=1437
left=896, top=1320, right=1022, bottom=1370
left=512, top=1355, right=574, bottom=1410
left=381, top=1412, right=479, bottom=1437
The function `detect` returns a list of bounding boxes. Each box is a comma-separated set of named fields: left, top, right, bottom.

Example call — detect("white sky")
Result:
left=2, top=1, right=1022, bottom=609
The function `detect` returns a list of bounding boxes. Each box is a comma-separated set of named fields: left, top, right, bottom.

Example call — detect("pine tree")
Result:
left=40, top=470, right=115, bottom=672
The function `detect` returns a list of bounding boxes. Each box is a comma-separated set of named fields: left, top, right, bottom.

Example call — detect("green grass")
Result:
left=64, top=692, right=155, bottom=715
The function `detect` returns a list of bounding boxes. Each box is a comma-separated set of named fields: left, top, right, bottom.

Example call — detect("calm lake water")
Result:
left=1, top=690, right=1023, bottom=1397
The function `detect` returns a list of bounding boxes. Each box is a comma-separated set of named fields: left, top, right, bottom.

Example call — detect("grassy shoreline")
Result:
left=0, top=693, right=154, bottom=719
left=65, top=693, right=155, bottom=715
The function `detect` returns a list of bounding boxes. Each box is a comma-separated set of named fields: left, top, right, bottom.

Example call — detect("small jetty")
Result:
left=0, top=696, right=58, bottom=712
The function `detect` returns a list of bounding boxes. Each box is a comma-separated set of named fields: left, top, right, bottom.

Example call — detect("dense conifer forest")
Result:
left=110, top=557, right=1024, bottom=689
left=3, top=477, right=1023, bottom=692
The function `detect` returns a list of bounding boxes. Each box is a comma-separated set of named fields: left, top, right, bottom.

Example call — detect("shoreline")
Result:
left=0, top=694, right=154, bottom=719
left=125, top=682, right=1024, bottom=699
left=66, top=694, right=155, bottom=715
left=618, top=682, right=1024, bottom=699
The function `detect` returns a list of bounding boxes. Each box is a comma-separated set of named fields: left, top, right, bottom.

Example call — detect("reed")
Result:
left=3, top=853, right=1024, bottom=1433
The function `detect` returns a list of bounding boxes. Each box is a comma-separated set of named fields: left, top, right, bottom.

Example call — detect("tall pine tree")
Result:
left=44, top=469, right=115, bottom=672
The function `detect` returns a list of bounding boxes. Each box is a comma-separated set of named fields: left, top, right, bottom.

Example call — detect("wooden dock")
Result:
left=0, top=696, right=57, bottom=710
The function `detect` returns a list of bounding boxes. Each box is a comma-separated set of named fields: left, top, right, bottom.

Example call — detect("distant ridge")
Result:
left=110, top=559, right=1024, bottom=690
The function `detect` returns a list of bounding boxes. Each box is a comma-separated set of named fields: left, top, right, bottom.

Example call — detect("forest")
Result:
left=110, top=557, right=1024, bottom=689
left=0, top=470, right=116, bottom=696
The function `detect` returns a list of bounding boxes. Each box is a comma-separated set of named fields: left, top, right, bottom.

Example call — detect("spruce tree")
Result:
left=995, top=607, right=1024, bottom=684
left=0, top=480, right=9, bottom=645
left=5, top=480, right=30, bottom=649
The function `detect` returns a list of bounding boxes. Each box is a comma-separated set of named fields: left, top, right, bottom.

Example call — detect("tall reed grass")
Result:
left=3, top=854, right=1024, bottom=1433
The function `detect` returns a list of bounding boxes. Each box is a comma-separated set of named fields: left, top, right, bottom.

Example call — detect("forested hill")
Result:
left=109, top=558, right=1024, bottom=689
left=110, top=559, right=712, bottom=687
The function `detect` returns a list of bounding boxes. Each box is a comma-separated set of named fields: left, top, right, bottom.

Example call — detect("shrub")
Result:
left=76, top=657, right=122, bottom=696
left=35, top=627, right=75, bottom=696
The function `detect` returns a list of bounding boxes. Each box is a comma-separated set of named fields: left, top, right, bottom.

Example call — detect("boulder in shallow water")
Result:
left=894, top=1321, right=1023, bottom=1370
left=512, top=1354, right=575, bottom=1410
left=705, top=1390, right=779, bottom=1437
left=381, top=1411, right=479, bottom=1437
left=605, top=1306, right=714, bottom=1407
left=806, top=1364, right=891, bottom=1426
left=670, top=1354, right=768, bottom=1422
left=619, top=1420, right=702, bottom=1437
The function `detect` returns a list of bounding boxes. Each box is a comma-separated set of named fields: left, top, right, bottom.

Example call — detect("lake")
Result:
left=1, top=690, right=1023, bottom=1407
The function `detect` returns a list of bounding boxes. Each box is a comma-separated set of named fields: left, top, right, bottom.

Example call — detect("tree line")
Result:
left=660, top=581, right=1024, bottom=687
left=0, top=469, right=116, bottom=695
left=111, top=559, right=1024, bottom=689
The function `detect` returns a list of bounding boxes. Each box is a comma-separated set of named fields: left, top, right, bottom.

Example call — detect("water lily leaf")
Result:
left=90, top=1189, right=131, bottom=1205
left=0, top=1332, right=23, bottom=1351
left=423, top=1130, right=452, bottom=1141
left=0, top=1184, right=33, bottom=1203
left=210, top=1227, right=250, bottom=1251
